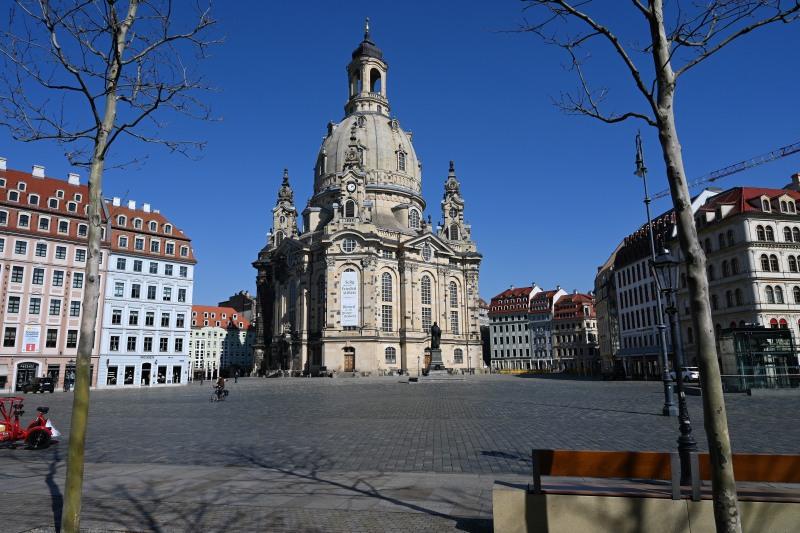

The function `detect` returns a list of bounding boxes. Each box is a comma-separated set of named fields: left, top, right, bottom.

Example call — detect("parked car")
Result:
left=22, top=377, right=55, bottom=394
left=669, top=367, right=700, bottom=382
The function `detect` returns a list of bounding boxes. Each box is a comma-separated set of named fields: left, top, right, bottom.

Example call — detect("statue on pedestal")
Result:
left=430, top=322, right=441, bottom=349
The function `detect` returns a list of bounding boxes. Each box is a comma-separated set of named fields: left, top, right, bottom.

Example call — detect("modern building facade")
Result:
left=189, top=305, right=254, bottom=379
left=97, top=198, right=195, bottom=388
left=253, top=25, right=483, bottom=376
left=0, top=160, right=105, bottom=391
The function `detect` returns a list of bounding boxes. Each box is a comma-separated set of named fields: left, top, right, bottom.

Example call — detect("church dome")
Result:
left=315, top=112, right=421, bottom=196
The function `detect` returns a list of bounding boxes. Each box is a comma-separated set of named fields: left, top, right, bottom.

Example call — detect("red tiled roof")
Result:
left=697, top=187, right=800, bottom=217
left=553, top=293, right=596, bottom=320
left=107, top=202, right=195, bottom=263
left=191, top=305, right=251, bottom=329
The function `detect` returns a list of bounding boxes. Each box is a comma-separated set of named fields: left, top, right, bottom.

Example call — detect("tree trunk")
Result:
left=61, top=3, right=138, bottom=531
left=649, top=2, right=742, bottom=531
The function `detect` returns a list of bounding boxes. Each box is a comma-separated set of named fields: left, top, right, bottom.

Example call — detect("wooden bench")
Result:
left=532, top=449, right=683, bottom=499
left=531, top=449, right=800, bottom=502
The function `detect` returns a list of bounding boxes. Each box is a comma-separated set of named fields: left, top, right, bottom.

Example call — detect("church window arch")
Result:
left=317, top=276, right=326, bottom=330
left=756, top=225, right=766, bottom=240
left=775, top=285, right=785, bottom=304
left=784, top=227, right=793, bottom=242
left=409, top=209, right=420, bottom=229
left=344, top=200, right=356, bottom=218
left=449, top=223, right=459, bottom=240
left=369, top=68, right=382, bottom=93
left=765, top=285, right=775, bottom=304
left=766, top=226, right=775, bottom=241
left=449, top=281, right=458, bottom=308
left=382, top=272, right=393, bottom=302
left=275, top=231, right=284, bottom=247
left=421, top=274, right=432, bottom=332
left=770, top=254, right=780, bottom=272
left=760, top=254, right=770, bottom=271
left=384, top=346, right=396, bottom=364
left=397, top=148, right=406, bottom=172
left=454, top=348, right=463, bottom=364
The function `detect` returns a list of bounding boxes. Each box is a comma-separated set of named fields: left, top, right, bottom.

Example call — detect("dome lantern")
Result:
left=346, top=18, right=389, bottom=116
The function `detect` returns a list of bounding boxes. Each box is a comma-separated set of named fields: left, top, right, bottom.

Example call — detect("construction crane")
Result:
left=651, top=140, right=800, bottom=200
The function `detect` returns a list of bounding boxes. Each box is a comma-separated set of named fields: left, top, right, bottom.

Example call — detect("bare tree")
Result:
left=0, top=1, right=217, bottom=531
left=518, top=1, right=800, bottom=532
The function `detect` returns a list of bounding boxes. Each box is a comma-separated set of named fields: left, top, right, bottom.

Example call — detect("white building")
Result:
left=189, top=305, right=254, bottom=379
left=97, top=199, right=195, bottom=387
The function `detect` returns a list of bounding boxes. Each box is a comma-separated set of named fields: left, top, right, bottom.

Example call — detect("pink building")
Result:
left=0, top=159, right=107, bottom=391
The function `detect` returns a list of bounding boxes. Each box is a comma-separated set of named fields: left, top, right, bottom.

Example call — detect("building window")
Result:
left=341, top=238, right=356, bottom=253
left=144, top=337, right=153, bottom=352
left=163, top=287, right=172, bottom=301
left=159, top=338, right=169, bottom=352
left=450, top=310, right=459, bottom=335
left=775, top=286, right=785, bottom=304
left=766, top=226, right=775, bottom=241
left=422, top=307, right=432, bottom=333
left=176, top=314, right=185, bottom=328
left=145, top=312, right=155, bottom=326
left=785, top=227, right=793, bottom=242
left=18, top=213, right=30, bottom=228
left=409, top=209, right=420, bottom=230
left=179, top=266, right=188, bottom=278
left=11, top=266, right=24, bottom=283
left=114, top=282, right=124, bottom=297
left=725, top=291, right=733, bottom=308
left=756, top=225, right=766, bottom=240
left=75, top=249, right=86, bottom=262
left=149, top=221, right=157, bottom=232
left=29, top=297, right=41, bottom=315
left=58, top=220, right=68, bottom=234
left=385, top=346, right=396, bottom=364
left=131, top=283, right=141, bottom=299
left=174, top=338, right=183, bottom=352
left=735, top=288, right=743, bottom=306
left=38, top=216, right=49, bottom=230
left=150, top=240, right=160, bottom=253
left=117, top=215, right=127, bottom=226
left=376, top=303, right=391, bottom=332
left=116, top=258, right=126, bottom=270
left=48, top=298, right=61, bottom=316
left=119, top=236, right=128, bottom=248
left=161, top=313, right=170, bottom=328
left=46, top=329, right=58, bottom=348
left=66, top=330, right=78, bottom=349
left=707, top=264, right=715, bottom=281
left=770, top=255, right=780, bottom=272
left=761, top=254, right=770, bottom=271
left=180, top=246, right=189, bottom=257
left=133, top=260, right=142, bottom=272
left=73, top=273, right=83, bottom=288
left=109, top=336, right=120, bottom=351
left=449, top=281, right=458, bottom=307
left=147, top=285, right=157, bottom=300
left=14, top=241, right=27, bottom=255
left=722, top=260, right=729, bottom=277
left=70, top=300, right=80, bottom=317
left=165, top=264, right=173, bottom=276
left=149, top=261, right=158, bottom=274
left=726, top=230, right=734, bottom=246
left=730, top=257, right=739, bottom=275
left=766, top=286, right=775, bottom=304
left=35, top=243, right=47, bottom=257
left=127, top=336, right=136, bottom=351
left=381, top=272, right=392, bottom=302
left=111, top=309, right=122, bottom=325
left=3, top=327, right=16, bottom=347
left=790, top=256, right=798, bottom=273
left=55, top=246, right=66, bottom=259
left=397, top=150, right=406, bottom=171
left=421, top=275, right=431, bottom=305
left=78, top=224, right=87, bottom=237
left=129, top=310, right=139, bottom=326
left=135, top=237, right=144, bottom=250
left=454, top=348, right=464, bottom=364
left=52, top=270, right=64, bottom=286
left=0, top=211, right=6, bottom=225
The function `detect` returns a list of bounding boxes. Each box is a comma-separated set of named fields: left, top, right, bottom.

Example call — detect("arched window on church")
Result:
left=274, top=231, right=284, bottom=247
left=382, top=272, right=393, bottom=302
left=344, top=200, right=356, bottom=218
left=756, top=225, right=766, bottom=241
left=370, top=68, right=382, bottom=93
left=409, top=209, right=420, bottom=229
left=317, top=276, right=326, bottom=330
left=421, top=275, right=432, bottom=332
left=454, top=348, right=463, bottom=364
left=385, top=346, right=396, bottom=364
left=397, top=150, right=406, bottom=172
left=449, top=281, right=458, bottom=308
left=449, top=223, right=459, bottom=240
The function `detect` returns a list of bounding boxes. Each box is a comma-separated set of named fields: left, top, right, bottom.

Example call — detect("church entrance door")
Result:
left=424, top=351, right=431, bottom=370
left=344, top=349, right=355, bottom=372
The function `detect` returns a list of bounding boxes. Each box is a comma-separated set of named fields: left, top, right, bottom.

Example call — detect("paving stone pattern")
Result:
left=10, top=375, right=800, bottom=474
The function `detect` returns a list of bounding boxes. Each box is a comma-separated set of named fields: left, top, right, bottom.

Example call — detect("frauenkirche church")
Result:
left=253, top=22, right=482, bottom=376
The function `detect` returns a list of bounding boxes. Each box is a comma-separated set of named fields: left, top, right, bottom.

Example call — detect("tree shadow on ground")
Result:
left=223, top=446, right=493, bottom=533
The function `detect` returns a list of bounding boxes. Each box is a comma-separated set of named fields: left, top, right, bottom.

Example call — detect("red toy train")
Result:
left=0, top=397, right=58, bottom=449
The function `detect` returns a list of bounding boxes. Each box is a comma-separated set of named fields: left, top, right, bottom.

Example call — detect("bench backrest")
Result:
left=533, top=449, right=674, bottom=480
left=698, top=453, right=800, bottom=483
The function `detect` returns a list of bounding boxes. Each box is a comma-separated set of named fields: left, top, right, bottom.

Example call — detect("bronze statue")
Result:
left=430, top=322, right=441, bottom=349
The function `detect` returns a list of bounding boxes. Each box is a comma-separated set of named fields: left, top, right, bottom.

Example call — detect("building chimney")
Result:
left=153, top=209, right=160, bottom=214
left=127, top=200, right=136, bottom=210
left=32, top=165, right=45, bottom=178
left=112, top=197, right=121, bottom=207
left=143, top=203, right=151, bottom=213
left=793, top=173, right=800, bottom=187
left=67, top=172, right=80, bottom=185
left=510, top=284, right=514, bottom=290
left=0, top=157, right=6, bottom=171
left=573, top=289, right=578, bottom=295
left=556, top=285, right=561, bottom=290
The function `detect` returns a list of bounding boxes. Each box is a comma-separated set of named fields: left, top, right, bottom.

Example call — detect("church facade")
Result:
left=252, top=24, right=482, bottom=376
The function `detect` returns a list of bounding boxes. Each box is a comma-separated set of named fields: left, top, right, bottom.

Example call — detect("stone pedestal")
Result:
left=429, top=348, right=447, bottom=374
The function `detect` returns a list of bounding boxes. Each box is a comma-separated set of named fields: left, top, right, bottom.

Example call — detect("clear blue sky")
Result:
left=2, top=1, right=799, bottom=304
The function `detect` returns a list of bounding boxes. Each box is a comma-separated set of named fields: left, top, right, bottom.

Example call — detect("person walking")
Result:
left=234, top=370, right=239, bottom=384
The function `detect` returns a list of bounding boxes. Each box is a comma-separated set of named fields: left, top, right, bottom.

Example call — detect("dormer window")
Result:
left=28, top=194, right=39, bottom=206
left=148, top=221, right=157, bottom=232
left=56, top=190, right=64, bottom=199
left=74, top=193, right=82, bottom=201
left=8, top=190, right=19, bottom=202
left=397, top=146, right=407, bottom=172
left=48, top=198, right=58, bottom=209
left=781, top=200, right=788, bottom=212
left=0, top=178, right=5, bottom=187
left=791, top=203, right=797, bottom=214
left=762, top=198, right=771, bottom=211
left=180, top=245, right=189, bottom=257
left=164, top=224, right=172, bottom=234
left=18, top=182, right=26, bottom=191
left=133, top=218, right=142, bottom=229
left=117, top=215, right=127, bottom=226
left=67, top=202, right=77, bottom=212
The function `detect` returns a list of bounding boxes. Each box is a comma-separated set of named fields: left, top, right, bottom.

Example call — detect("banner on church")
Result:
left=340, top=271, right=359, bottom=326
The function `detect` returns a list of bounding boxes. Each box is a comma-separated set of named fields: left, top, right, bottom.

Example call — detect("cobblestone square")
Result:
left=2, top=375, right=798, bottom=531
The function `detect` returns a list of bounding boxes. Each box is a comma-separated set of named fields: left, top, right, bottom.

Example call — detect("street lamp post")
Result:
left=635, top=133, right=677, bottom=417
left=651, top=249, right=699, bottom=483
